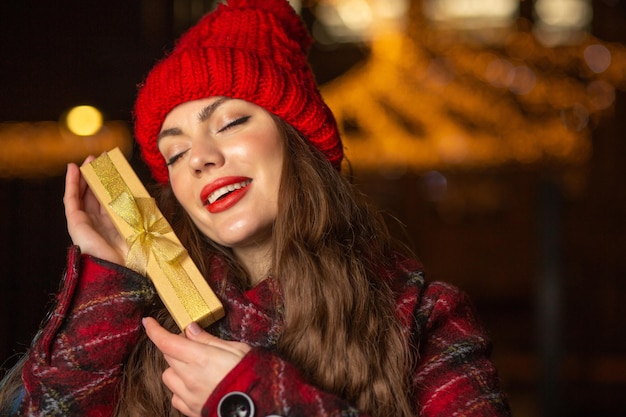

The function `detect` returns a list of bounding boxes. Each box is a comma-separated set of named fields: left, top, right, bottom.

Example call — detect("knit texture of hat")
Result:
left=134, top=0, right=343, bottom=184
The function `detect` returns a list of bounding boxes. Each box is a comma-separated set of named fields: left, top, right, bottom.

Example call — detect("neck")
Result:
left=233, top=243, right=272, bottom=287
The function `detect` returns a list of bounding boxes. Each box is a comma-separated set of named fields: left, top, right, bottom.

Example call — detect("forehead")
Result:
left=159, top=97, right=233, bottom=143
left=163, top=97, right=228, bottom=123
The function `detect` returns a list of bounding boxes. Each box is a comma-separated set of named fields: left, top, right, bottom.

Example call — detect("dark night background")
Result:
left=1, top=1, right=626, bottom=416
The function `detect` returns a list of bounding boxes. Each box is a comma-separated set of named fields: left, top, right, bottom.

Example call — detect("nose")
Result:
left=187, top=138, right=224, bottom=175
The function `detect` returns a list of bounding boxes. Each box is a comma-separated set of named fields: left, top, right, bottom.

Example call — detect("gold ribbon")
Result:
left=91, top=153, right=210, bottom=323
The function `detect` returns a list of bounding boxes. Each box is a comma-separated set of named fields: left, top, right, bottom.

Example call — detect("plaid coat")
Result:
left=15, top=246, right=510, bottom=417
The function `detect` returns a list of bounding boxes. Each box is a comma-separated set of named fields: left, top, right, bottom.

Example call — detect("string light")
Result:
left=318, top=0, right=624, bottom=174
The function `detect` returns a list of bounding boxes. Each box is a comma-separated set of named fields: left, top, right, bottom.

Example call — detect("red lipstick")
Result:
left=200, top=176, right=252, bottom=213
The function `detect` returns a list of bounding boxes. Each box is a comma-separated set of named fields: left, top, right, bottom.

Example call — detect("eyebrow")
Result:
left=157, top=97, right=231, bottom=143
left=157, top=127, right=182, bottom=142
left=198, top=97, right=230, bottom=122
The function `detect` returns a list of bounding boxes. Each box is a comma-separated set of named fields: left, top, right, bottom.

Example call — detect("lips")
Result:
left=200, top=176, right=252, bottom=213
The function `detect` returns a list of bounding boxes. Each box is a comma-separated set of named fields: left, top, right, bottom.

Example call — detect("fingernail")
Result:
left=141, top=317, right=148, bottom=327
left=187, top=321, right=202, bottom=336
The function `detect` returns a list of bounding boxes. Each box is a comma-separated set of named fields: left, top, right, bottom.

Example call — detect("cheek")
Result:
left=267, top=149, right=284, bottom=193
left=253, top=135, right=284, bottom=175
left=169, top=175, right=193, bottom=208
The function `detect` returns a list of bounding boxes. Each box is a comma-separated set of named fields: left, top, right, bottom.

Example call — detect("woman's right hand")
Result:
left=64, top=158, right=128, bottom=265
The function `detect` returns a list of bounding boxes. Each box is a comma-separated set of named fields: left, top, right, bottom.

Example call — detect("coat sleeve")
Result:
left=17, top=246, right=155, bottom=417
left=202, top=348, right=363, bottom=417
left=412, top=282, right=511, bottom=417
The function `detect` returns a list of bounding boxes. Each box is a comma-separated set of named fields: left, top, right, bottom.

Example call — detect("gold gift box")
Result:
left=80, top=147, right=224, bottom=330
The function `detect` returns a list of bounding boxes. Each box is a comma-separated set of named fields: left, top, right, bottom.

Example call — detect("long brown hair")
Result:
left=1, top=116, right=416, bottom=417
left=271, top=118, right=415, bottom=417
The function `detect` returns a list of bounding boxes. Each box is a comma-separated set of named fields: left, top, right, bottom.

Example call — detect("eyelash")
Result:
left=166, top=149, right=188, bottom=166
left=218, top=115, right=251, bottom=133
left=165, top=116, right=251, bottom=166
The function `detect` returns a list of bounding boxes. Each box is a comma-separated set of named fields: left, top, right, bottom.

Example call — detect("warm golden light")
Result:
left=65, top=105, right=103, bottom=136
left=314, top=0, right=409, bottom=42
left=533, top=0, right=592, bottom=45
left=584, top=44, right=612, bottom=74
left=423, top=0, right=518, bottom=28
left=0, top=121, right=132, bottom=178
left=586, top=80, right=615, bottom=111
left=535, top=0, right=591, bottom=29
left=320, top=15, right=626, bottom=174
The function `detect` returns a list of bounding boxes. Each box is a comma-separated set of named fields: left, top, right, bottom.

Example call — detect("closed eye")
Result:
left=166, top=149, right=189, bottom=166
left=218, top=116, right=251, bottom=133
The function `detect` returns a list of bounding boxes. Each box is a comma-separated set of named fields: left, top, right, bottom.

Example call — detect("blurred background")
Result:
left=0, top=0, right=625, bottom=416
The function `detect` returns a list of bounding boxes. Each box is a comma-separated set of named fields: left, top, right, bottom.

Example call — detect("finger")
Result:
left=162, top=366, right=185, bottom=394
left=171, top=394, right=195, bottom=417
left=77, top=156, right=96, bottom=196
left=161, top=369, right=197, bottom=416
left=143, top=317, right=193, bottom=362
left=186, top=322, right=251, bottom=356
left=185, top=322, right=218, bottom=344
left=64, top=163, right=82, bottom=216
left=82, top=183, right=103, bottom=215
left=81, top=155, right=96, bottom=166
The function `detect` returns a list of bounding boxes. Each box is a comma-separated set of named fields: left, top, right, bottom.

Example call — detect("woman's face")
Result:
left=158, top=97, right=283, bottom=258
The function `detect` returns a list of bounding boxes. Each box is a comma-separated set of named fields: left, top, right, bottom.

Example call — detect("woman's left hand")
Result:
left=143, top=317, right=252, bottom=417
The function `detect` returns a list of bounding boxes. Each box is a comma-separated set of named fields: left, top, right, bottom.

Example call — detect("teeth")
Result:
left=207, top=180, right=251, bottom=204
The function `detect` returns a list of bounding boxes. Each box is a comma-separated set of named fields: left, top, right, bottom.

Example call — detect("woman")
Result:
left=0, top=1, right=511, bottom=416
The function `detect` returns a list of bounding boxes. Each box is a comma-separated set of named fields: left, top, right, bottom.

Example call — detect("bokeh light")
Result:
left=65, top=105, right=103, bottom=136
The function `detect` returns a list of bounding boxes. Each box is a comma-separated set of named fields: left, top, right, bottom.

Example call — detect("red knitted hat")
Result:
left=134, top=0, right=343, bottom=184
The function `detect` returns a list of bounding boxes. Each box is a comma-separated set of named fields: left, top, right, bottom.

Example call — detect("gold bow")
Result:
left=110, top=192, right=184, bottom=275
